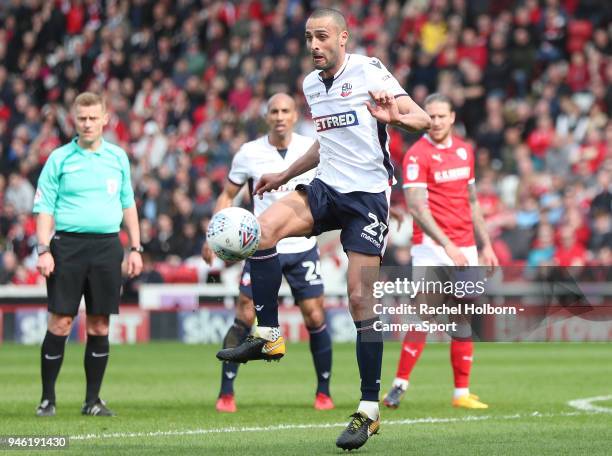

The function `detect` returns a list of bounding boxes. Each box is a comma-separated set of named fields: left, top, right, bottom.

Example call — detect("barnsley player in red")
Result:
left=383, top=93, right=498, bottom=410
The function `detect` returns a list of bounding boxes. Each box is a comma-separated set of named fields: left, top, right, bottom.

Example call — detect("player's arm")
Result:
left=254, top=141, right=320, bottom=197
left=214, top=180, right=243, bottom=214
left=468, top=183, right=499, bottom=268
left=202, top=180, right=243, bottom=264
left=395, top=95, right=433, bottom=132
left=367, top=91, right=431, bottom=133
left=405, top=187, right=468, bottom=267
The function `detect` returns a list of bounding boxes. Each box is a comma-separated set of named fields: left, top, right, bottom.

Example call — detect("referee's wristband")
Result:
left=130, top=246, right=144, bottom=253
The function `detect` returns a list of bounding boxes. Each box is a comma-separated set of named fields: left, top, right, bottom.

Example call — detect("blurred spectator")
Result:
left=0, top=250, right=18, bottom=284
left=527, top=223, right=556, bottom=268
left=554, top=226, right=587, bottom=267
left=590, top=169, right=611, bottom=217
left=5, top=173, right=34, bottom=215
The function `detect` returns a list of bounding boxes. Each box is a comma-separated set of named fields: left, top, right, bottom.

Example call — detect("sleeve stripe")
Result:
left=227, top=176, right=244, bottom=187
left=468, top=178, right=475, bottom=184
left=394, top=94, right=409, bottom=98
left=402, top=183, right=427, bottom=188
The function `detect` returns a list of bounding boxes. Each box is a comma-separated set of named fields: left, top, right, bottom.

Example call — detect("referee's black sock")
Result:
left=84, top=334, right=110, bottom=405
left=41, top=331, right=68, bottom=404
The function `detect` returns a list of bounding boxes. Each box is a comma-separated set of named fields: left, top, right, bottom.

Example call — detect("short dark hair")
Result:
left=308, top=8, right=348, bottom=32
left=424, top=93, right=454, bottom=111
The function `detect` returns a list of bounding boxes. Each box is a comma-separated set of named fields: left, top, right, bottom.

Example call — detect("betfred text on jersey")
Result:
left=313, top=111, right=359, bottom=132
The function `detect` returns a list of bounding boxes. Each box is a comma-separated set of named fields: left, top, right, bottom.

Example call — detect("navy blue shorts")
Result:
left=239, top=245, right=324, bottom=301
left=297, top=178, right=390, bottom=257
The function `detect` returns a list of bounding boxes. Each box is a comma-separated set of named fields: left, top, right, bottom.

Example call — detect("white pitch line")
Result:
left=567, top=395, right=612, bottom=413
left=69, top=410, right=590, bottom=441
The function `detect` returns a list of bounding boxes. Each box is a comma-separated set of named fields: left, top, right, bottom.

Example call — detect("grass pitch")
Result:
left=1, top=342, right=611, bottom=455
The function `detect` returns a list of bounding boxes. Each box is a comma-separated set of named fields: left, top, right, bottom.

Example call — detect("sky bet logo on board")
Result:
left=313, top=110, right=359, bottom=132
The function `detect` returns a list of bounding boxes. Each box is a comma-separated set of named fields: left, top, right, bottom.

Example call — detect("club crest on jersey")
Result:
left=106, top=179, right=118, bottom=195
left=340, top=82, right=352, bottom=97
left=456, top=147, right=468, bottom=160
left=406, top=164, right=419, bottom=181
left=313, top=110, right=359, bottom=132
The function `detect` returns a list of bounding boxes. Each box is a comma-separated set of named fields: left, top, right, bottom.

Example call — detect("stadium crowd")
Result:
left=0, top=0, right=610, bottom=288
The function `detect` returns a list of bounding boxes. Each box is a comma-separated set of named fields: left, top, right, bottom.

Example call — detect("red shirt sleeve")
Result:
left=402, top=141, right=429, bottom=188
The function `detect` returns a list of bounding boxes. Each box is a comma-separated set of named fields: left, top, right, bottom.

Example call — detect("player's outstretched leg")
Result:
left=217, top=192, right=314, bottom=364
left=216, top=250, right=285, bottom=363
left=383, top=329, right=427, bottom=409
left=216, top=318, right=251, bottom=412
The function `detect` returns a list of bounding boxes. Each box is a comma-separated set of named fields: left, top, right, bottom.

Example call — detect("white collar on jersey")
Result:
left=424, top=133, right=453, bottom=149
left=265, top=133, right=294, bottom=151
left=317, top=54, right=351, bottom=81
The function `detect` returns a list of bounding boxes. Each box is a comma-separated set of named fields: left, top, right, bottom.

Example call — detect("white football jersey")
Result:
left=303, top=53, right=408, bottom=194
left=228, top=133, right=317, bottom=254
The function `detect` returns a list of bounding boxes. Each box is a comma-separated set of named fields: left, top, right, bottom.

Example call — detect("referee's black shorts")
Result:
left=47, top=231, right=124, bottom=316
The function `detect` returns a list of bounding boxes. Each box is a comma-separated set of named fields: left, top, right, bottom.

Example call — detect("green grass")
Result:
left=1, top=342, right=611, bottom=455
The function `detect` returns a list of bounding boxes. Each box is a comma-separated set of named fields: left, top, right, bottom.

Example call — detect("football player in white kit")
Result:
left=216, top=8, right=431, bottom=450
left=203, top=93, right=334, bottom=413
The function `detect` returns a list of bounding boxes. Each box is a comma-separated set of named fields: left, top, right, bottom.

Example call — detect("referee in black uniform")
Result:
left=33, top=92, right=143, bottom=417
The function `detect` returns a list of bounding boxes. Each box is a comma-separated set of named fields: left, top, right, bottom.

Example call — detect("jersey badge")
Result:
left=406, top=164, right=419, bottom=181
left=341, top=82, right=352, bottom=97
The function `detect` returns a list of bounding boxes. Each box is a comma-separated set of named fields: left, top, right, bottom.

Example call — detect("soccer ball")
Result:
left=206, top=207, right=261, bottom=261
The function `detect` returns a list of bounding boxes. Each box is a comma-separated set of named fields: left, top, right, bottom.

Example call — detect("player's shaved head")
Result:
left=308, top=8, right=347, bottom=33
left=267, top=93, right=296, bottom=113
left=266, top=93, right=298, bottom=142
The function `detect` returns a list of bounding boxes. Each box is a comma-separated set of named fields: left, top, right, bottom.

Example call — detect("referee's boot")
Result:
left=81, top=398, right=116, bottom=416
left=216, top=335, right=285, bottom=363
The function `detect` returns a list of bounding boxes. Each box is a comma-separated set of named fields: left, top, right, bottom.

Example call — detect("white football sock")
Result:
left=454, top=387, right=469, bottom=399
left=358, top=400, right=379, bottom=420
left=392, top=378, right=409, bottom=390
left=254, top=326, right=280, bottom=342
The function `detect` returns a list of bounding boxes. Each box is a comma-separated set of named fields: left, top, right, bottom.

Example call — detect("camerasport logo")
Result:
left=340, top=82, right=352, bottom=97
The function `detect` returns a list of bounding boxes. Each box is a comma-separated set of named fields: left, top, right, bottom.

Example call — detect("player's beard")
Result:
left=430, top=128, right=451, bottom=144
left=313, top=43, right=339, bottom=72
